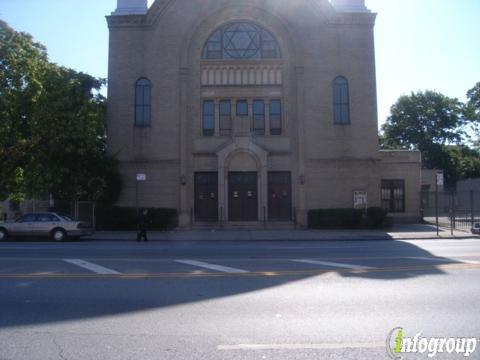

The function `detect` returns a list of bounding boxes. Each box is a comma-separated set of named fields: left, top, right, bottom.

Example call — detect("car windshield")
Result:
left=59, top=215, right=73, bottom=221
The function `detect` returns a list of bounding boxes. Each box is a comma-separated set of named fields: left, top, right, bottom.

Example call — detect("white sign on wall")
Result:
left=436, top=171, right=444, bottom=186
left=353, top=191, right=368, bottom=209
left=136, top=173, right=147, bottom=181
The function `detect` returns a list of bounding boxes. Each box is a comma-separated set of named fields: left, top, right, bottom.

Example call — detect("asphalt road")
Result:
left=0, top=238, right=479, bottom=360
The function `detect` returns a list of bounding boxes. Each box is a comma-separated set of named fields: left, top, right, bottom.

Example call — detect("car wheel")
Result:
left=51, top=228, right=67, bottom=242
left=0, top=228, right=8, bottom=241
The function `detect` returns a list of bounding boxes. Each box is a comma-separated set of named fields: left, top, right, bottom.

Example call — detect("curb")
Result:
left=86, top=235, right=476, bottom=242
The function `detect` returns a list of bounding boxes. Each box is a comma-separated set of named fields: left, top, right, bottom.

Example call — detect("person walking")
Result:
left=136, top=209, right=149, bottom=242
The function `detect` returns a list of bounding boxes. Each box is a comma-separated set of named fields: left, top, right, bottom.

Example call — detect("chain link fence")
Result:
left=49, top=200, right=94, bottom=225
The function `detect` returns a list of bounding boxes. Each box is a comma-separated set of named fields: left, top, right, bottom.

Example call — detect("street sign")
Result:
left=136, top=173, right=147, bottom=181
left=436, top=171, right=444, bottom=186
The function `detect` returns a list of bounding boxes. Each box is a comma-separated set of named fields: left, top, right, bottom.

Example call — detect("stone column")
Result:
left=218, top=161, right=226, bottom=223
left=247, top=99, right=253, bottom=134
left=214, top=99, right=220, bottom=136
left=265, top=98, right=270, bottom=136
left=296, top=67, right=307, bottom=227
left=260, top=158, right=268, bottom=222
left=179, top=67, right=190, bottom=226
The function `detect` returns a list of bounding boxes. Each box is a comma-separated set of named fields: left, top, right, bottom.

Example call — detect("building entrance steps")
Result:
left=191, top=221, right=296, bottom=231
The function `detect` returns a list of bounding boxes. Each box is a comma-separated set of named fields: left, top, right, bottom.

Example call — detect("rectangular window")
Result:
left=381, top=180, right=405, bottom=213
left=236, top=100, right=248, bottom=116
left=202, top=100, right=215, bottom=136
left=219, top=100, right=232, bottom=136
left=253, top=100, right=265, bottom=135
left=269, top=100, right=282, bottom=135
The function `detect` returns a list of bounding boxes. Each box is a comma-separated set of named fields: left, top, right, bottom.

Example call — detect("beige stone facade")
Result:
left=106, top=0, right=422, bottom=227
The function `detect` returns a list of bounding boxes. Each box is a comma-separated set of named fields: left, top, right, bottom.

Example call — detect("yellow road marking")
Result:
left=1, top=254, right=480, bottom=262
left=0, top=263, right=479, bottom=279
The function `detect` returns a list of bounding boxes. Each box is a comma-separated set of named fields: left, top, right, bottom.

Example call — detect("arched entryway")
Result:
left=217, top=139, right=268, bottom=222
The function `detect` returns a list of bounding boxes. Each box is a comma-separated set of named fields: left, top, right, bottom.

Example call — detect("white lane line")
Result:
left=63, top=259, right=121, bottom=274
left=175, top=259, right=248, bottom=273
left=291, top=259, right=374, bottom=270
left=408, top=256, right=480, bottom=264
left=407, top=256, right=446, bottom=262
left=217, top=343, right=384, bottom=350
left=451, top=258, right=480, bottom=265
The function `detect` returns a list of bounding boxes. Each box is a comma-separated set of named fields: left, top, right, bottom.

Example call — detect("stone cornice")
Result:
left=327, top=12, right=377, bottom=26
left=106, top=0, right=175, bottom=28
left=107, top=0, right=343, bottom=29
left=307, top=157, right=381, bottom=164
left=106, top=14, right=149, bottom=28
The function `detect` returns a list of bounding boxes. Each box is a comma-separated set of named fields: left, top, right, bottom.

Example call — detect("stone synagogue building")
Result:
left=106, top=0, right=421, bottom=228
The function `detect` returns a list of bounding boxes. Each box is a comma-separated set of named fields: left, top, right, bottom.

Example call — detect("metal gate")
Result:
left=421, top=190, right=480, bottom=233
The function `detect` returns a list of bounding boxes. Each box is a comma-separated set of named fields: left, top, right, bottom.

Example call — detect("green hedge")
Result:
left=95, top=206, right=178, bottom=231
left=308, top=207, right=389, bottom=229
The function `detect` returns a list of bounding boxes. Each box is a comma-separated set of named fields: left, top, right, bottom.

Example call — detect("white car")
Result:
left=0, top=212, right=94, bottom=241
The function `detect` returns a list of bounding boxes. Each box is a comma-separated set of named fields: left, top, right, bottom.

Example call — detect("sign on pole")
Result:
left=136, top=173, right=147, bottom=181
left=436, top=171, right=444, bottom=186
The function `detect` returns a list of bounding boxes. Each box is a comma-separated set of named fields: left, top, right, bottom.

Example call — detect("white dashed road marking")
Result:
left=63, top=259, right=121, bottom=274
left=407, top=256, right=445, bottom=262
left=217, top=342, right=384, bottom=350
left=290, top=259, right=374, bottom=270
left=408, top=256, right=480, bottom=264
left=175, top=260, right=248, bottom=273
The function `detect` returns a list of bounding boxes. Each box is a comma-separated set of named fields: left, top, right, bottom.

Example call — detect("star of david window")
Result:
left=202, top=22, right=281, bottom=60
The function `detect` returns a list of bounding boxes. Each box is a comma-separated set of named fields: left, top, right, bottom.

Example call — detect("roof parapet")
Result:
left=111, top=0, right=154, bottom=15
left=330, top=0, right=370, bottom=13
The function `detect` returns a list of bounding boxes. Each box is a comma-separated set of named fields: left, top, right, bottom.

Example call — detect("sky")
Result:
left=1, top=0, right=479, bottom=128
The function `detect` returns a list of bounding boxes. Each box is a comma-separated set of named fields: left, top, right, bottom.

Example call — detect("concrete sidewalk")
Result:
left=87, top=224, right=476, bottom=242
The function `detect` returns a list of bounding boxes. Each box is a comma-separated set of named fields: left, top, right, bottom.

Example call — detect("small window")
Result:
left=135, top=78, right=151, bottom=127
left=253, top=100, right=265, bottom=135
left=269, top=100, right=282, bottom=135
left=219, top=100, right=232, bottom=136
left=236, top=100, right=248, bottom=116
left=333, top=76, right=350, bottom=124
left=381, top=180, right=405, bottom=213
left=202, top=100, right=215, bottom=136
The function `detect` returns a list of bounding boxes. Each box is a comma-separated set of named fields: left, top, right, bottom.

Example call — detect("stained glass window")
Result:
left=202, top=100, right=215, bottom=136
left=269, top=100, right=282, bottom=135
left=135, top=78, right=151, bottom=127
left=219, top=100, right=232, bottom=136
left=253, top=100, right=265, bottom=135
left=202, top=22, right=281, bottom=60
left=333, top=76, right=350, bottom=124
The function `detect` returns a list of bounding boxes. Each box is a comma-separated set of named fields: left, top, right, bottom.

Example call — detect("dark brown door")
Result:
left=229, top=172, right=258, bottom=221
left=268, top=172, right=292, bottom=220
left=194, top=172, right=218, bottom=221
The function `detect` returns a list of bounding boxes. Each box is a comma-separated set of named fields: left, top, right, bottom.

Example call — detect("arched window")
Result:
left=333, top=76, right=350, bottom=124
left=202, top=22, right=281, bottom=60
left=135, top=78, right=151, bottom=127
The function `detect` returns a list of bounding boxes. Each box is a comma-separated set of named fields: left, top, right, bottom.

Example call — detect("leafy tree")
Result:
left=382, top=91, right=466, bottom=163
left=0, top=20, right=48, bottom=199
left=381, top=90, right=480, bottom=188
left=0, top=20, right=121, bottom=204
left=465, top=82, right=480, bottom=130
